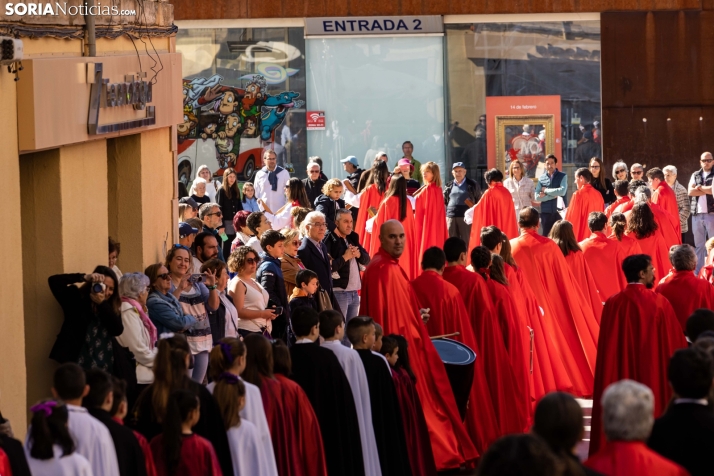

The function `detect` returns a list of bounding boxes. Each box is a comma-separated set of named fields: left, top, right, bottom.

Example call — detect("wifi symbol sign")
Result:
left=307, top=111, right=325, bottom=130
left=309, top=112, right=322, bottom=122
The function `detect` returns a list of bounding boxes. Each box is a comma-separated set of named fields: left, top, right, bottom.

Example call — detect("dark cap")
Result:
left=179, top=222, right=199, bottom=238
left=179, top=196, right=199, bottom=210
left=452, top=162, right=466, bottom=170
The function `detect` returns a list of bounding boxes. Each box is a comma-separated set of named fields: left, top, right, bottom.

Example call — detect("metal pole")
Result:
left=85, top=0, right=96, bottom=57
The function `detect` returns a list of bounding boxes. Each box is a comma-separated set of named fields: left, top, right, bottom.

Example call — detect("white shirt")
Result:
left=689, top=170, right=712, bottom=214
left=116, top=302, right=158, bottom=384
left=321, top=340, right=383, bottom=476
left=254, top=167, right=291, bottom=214
left=246, top=236, right=263, bottom=255
left=264, top=202, right=294, bottom=230
left=219, top=292, right=239, bottom=338
left=26, top=445, right=93, bottom=476
left=66, top=405, right=119, bottom=476
left=229, top=276, right=270, bottom=333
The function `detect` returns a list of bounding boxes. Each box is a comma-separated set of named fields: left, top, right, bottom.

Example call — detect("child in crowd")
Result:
left=110, top=378, right=157, bottom=476
left=149, top=389, right=221, bottom=476
left=373, top=323, right=384, bottom=352
left=191, top=178, right=211, bottom=206
left=256, top=230, right=290, bottom=342
left=25, top=399, right=91, bottom=476
left=380, top=336, right=399, bottom=367
left=289, top=269, right=319, bottom=312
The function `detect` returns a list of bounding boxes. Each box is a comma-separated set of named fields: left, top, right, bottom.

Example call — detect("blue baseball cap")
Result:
left=452, top=162, right=466, bottom=170
left=179, top=222, right=199, bottom=238
left=341, top=156, right=359, bottom=167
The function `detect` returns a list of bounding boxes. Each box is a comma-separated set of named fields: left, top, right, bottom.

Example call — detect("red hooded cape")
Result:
left=606, top=196, right=630, bottom=219
left=360, top=250, right=478, bottom=470
left=565, top=184, right=605, bottom=242
left=510, top=230, right=599, bottom=397
left=504, top=264, right=575, bottom=402
left=412, top=270, right=501, bottom=455
left=442, top=265, right=528, bottom=436
left=355, top=184, right=384, bottom=254
left=651, top=201, right=682, bottom=245
left=585, top=441, right=689, bottom=476
left=580, top=232, right=628, bottom=300
left=656, top=270, right=714, bottom=332
left=467, top=183, right=518, bottom=262
left=370, top=196, right=419, bottom=280
left=564, top=250, right=605, bottom=323
left=415, top=183, right=449, bottom=264
left=652, top=182, right=681, bottom=232
left=609, top=232, right=643, bottom=257
left=589, top=284, right=687, bottom=456
left=627, top=230, right=670, bottom=283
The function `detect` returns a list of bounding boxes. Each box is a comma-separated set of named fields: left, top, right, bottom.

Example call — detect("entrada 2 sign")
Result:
left=305, top=16, right=443, bottom=36
left=322, top=18, right=424, bottom=33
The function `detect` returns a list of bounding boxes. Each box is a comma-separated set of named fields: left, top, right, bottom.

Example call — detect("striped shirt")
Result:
left=504, top=176, right=536, bottom=214
left=671, top=181, right=690, bottom=233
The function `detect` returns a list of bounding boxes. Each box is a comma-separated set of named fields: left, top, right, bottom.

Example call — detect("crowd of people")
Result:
left=3, top=144, right=714, bottom=476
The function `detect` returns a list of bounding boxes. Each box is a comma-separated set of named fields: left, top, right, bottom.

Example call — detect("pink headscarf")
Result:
left=121, top=297, right=158, bottom=349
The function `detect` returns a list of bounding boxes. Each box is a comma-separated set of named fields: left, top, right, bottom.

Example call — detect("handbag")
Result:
left=316, top=286, right=333, bottom=312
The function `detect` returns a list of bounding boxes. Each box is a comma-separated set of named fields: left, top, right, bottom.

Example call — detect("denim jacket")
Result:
left=146, top=290, right=197, bottom=336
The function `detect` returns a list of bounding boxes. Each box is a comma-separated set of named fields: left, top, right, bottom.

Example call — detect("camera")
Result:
left=188, top=274, right=204, bottom=284
left=92, top=283, right=106, bottom=293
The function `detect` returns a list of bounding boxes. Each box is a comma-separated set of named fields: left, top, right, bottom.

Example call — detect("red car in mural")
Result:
left=177, top=136, right=263, bottom=185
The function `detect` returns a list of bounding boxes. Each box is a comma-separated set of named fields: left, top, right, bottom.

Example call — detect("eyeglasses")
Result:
left=157, top=273, right=170, bottom=280
left=310, top=222, right=328, bottom=228
left=245, top=257, right=261, bottom=265
left=631, top=171, right=643, bottom=175
left=309, top=170, right=320, bottom=174
left=206, top=211, right=223, bottom=217
left=702, top=159, right=714, bottom=164
left=589, top=165, right=601, bottom=169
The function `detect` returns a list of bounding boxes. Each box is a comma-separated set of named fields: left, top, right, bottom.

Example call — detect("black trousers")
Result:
left=541, top=212, right=560, bottom=237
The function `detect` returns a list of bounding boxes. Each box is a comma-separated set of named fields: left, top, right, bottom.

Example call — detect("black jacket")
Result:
left=297, top=239, right=341, bottom=314
left=216, top=187, right=243, bottom=224
left=256, top=253, right=289, bottom=340
left=648, top=402, right=714, bottom=476
left=202, top=224, right=225, bottom=262
left=87, top=408, right=147, bottom=476
left=303, top=178, right=327, bottom=209
left=48, top=273, right=123, bottom=364
left=443, top=177, right=482, bottom=218
left=592, top=178, right=615, bottom=205
left=207, top=294, right=237, bottom=345
left=314, top=194, right=346, bottom=232
left=323, top=230, right=370, bottom=290
left=0, top=433, right=30, bottom=476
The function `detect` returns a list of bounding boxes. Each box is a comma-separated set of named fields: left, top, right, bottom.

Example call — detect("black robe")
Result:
left=130, top=378, right=233, bottom=476
left=87, top=408, right=147, bottom=476
left=290, top=341, right=365, bottom=476
left=0, top=434, right=31, bottom=476
left=356, top=349, right=412, bottom=476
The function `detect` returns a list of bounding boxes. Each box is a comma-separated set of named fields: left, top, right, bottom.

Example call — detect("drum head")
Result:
left=432, top=338, right=476, bottom=365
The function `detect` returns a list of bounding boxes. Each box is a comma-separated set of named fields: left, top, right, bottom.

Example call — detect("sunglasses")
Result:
left=246, top=257, right=261, bottom=265
left=173, top=244, right=191, bottom=252
left=157, top=273, right=170, bottom=280
left=616, top=169, right=626, bottom=174
left=631, top=171, right=643, bottom=175
left=702, top=159, right=714, bottom=164
left=206, top=211, right=223, bottom=217
left=291, top=240, right=301, bottom=246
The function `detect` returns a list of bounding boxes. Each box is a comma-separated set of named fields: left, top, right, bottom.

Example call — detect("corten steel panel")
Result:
left=172, top=0, right=702, bottom=20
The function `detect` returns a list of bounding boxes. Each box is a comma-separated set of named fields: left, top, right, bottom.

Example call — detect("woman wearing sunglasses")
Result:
left=279, top=228, right=305, bottom=297
left=612, top=161, right=629, bottom=183
left=227, top=246, right=276, bottom=339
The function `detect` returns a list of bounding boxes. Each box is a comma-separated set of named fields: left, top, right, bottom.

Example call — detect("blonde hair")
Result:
left=322, top=178, right=344, bottom=196
left=421, top=161, right=442, bottom=187
left=508, top=160, right=525, bottom=180
left=281, top=228, right=301, bottom=243
left=706, top=237, right=714, bottom=254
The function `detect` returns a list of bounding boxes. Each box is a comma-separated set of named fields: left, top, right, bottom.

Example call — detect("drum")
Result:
left=431, top=338, right=476, bottom=420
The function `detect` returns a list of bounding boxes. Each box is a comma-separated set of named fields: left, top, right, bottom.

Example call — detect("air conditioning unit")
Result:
left=0, top=37, right=23, bottom=65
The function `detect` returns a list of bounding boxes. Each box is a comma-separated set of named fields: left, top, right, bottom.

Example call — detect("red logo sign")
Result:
left=306, top=111, right=326, bottom=130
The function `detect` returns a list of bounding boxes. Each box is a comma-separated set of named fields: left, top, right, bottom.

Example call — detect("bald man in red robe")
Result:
left=465, top=168, right=518, bottom=261
left=649, top=167, right=681, bottom=235
left=511, top=207, right=600, bottom=397
left=589, top=254, right=687, bottom=456
left=565, top=168, right=605, bottom=242
left=656, top=244, right=714, bottom=332
left=412, top=246, right=501, bottom=456
left=580, top=212, right=628, bottom=300
left=442, top=237, right=528, bottom=436
left=360, top=220, right=478, bottom=470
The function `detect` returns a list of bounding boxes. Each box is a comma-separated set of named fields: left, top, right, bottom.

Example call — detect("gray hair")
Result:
left=199, top=202, right=219, bottom=220
left=335, top=208, right=352, bottom=221
left=612, top=161, right=628, bottom=179
left=306, top=161, right=321, bottom=172
left=634, top=186, right=651, bottom=203
left=631, top=163, right=644, bottom=171
left=119, top=272, right=150, bottom=299
left=663, top=165, right=677, bottom=175
left=601, top=380, right=654, bottom=441
left=308, top=156, right=321, bottom=163
left=301, top=210, right=326, bottom=235
left=670, top=244, right=697, bottom=271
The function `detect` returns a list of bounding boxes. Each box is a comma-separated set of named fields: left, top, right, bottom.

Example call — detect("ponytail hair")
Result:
left=208, top=338, right=246, bottom=381
left=213, top=373, right=246, bottom=430
left=609, top=212, right=627, bottom=241
left=490, top=254, right=510, bottom=286
left=163, top=389, right=200, bottom=474
left=152, top=335, right=191, bottom=422
left=28, top=399, right=74, bottom=460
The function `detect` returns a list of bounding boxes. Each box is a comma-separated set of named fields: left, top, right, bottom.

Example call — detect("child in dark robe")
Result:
left=289, top=269, right=319, bottom=312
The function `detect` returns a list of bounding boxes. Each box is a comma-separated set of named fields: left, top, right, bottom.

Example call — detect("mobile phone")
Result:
left=188, top=274, right=204, bottom=284
left=273, top=306, right=284, bottom=315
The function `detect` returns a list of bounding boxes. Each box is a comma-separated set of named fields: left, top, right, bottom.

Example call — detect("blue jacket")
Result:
left=535, top=170, right=568, bottom=214
left=146, top=290, right=198, bottom=335
left=256, top=253, right=289, bottom=320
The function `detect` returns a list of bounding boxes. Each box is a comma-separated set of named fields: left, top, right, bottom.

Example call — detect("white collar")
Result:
left=67, top=404, right=88, bottom=413
left=674, top=398, right=708, bottom=406
left=321, top=339, right=341, bottom=346
left=295, top=338, right=314, bottom=344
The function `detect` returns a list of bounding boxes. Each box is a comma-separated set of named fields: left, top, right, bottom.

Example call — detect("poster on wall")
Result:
left=306, top=111, right=326, bottom=130
left=486, top=96, right=561, bottom=179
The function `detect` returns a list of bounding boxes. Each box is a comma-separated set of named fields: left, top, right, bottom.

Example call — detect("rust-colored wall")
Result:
left=173, top=0, right=702, bottom=20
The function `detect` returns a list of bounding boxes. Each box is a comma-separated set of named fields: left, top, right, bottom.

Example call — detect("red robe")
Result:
left=580, top=232, right=628, bottom=300
left=589, top=284, right=688, bottom=455
left=370, top=196, right=419, bottom=280
left=415, top=183, right=449, bottom=264
left=652, top=182, right=681, bottom=235
left=510, top=230, right=600, bottom=397
left=615, top=198, right=634, bottom=214
left=113, top=416, right=158, bottom=476
left=564, top=250, right=604, bottom=323
left=150, top=433, right=222, bottom=476
left=608, top=232, right=643, bottom=257
left=442, top=265, right=528, bottom=436
left=565, top=184, right=605, bottom=242
left=651, top=201, right=682, bottom=246
left=486, top=277, right=532, bottom=425
left=585, top=441, right=689, bottom=476
left=355, top=184, right=384, bottom=254
left=699, top=265, right=714, bottom=285
left=656, top=270, right=714, bottom=332
left=0, top=450, right=11, bottom=476
left=360, top=250, right=478, bottom=470
left=412, top=270, right=501, bottom=454
left=627, top=231, right=670, bottom=284
left=606, top=196, right=630, bottom=219
left=504, top=264, right=575, bottom=402
left=466, top=183, right=518, bottom=261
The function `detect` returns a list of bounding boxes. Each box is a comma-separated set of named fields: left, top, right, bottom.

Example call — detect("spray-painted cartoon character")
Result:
left=215, top=113, right=241, bottom=168
left=259, top=91, right=304, bottom=141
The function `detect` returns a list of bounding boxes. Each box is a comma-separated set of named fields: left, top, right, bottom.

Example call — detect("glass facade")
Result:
left=445, top=20, right=601, bottom=185
left=176, top=27, right=307, bottom=184
left=305, top=36, right=446, bottom=181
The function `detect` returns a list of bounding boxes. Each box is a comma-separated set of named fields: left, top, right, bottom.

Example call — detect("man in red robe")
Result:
left=589, top=254, right=688, bottom=456
left=465, top=168, right=518, bottom=261
left=360, top=220, right=478, bottom=470
left=511, top=207, right=600, bottom=397
left=585, top=380, right=689, bottom=476
left=605, top=180, right=630, bottom=220
left=580, top=211, right=628, bottom=300
left=411, top=247, right=501, bottom=455
left=649, top=167, right=681, bottom=236
left=442, top=237, right=528, bottom=436
left=565, top=168, right=605, bottom=241
left=656, top=244, right=714, bottom=332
